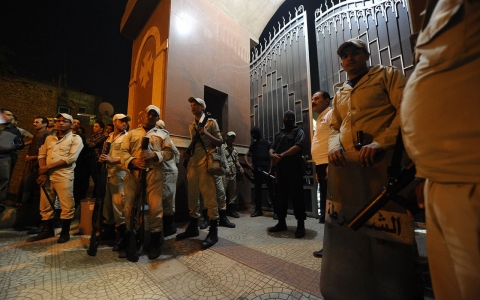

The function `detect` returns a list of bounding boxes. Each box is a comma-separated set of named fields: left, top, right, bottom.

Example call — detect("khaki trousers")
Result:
left=163, top=171, right=178, bottom=216
left=215, top=175, right=226, bottom=211
left=103, top=175, right=125, bottom=226
left=187, top=164, right=218, bottom=220
left=223, top=176, right=237, bottom=205
left=40, top=179, right=74, bottom=220
left=123, top=169, right=164, bottom=233
left=425, top=180, right=480, bottom=300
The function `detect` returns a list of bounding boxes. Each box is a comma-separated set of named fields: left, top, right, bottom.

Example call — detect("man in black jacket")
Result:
left=245, top=126, right=275, bottom=218
left=269, top=111, right=306, bottom=238
left=0, top=108, right=24, bottom=208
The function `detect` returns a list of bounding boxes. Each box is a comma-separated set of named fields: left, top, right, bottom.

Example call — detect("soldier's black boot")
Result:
left=268, top=218, right=287, bottom=232
left=26, top=219, right=54, bottom=242
left=54, top=209, right=62, bottom=228
left=113, top=224, right=127, bottom=251
left=163, top=215, right=177, bottom=237
left=295, top=220, right=305, bottom=238
left=118, top=233, right=129, bottom=258
left=176, top=217, right=199, bottom=239
left=57, top=218, right=72, bottom=243
left=199, top=209, right=209, bottom=229
left=219, top=210, right=236, bottom=228
left=227, top=203, right=239, bottom=218
left=201, top=220, right=218, bottom=248
left=126, top=232, right=140, bottom=262
left=27, top=222, right=42, bottom=235
left=148, top=232, right=164, bottom=259
left=250, top=199, right=263, bottom=217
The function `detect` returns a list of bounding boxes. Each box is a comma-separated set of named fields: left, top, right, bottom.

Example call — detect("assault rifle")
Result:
left=127, top=137, right=149, bottom=262
left=183, top=112, right=210, bottom=168
left=41, top=185, right=56, bottom=214
left=348, top=161, right=421, bottom=230
left=348, top=131, right=422, bottom=231
left=256, top=166, right=275, bottom=180
left=87, top=141, right=111, bottom=256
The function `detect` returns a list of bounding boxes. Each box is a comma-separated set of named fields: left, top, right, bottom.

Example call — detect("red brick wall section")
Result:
left=0, top=76, right=58, bottom=198
left=0, top=76, right=97, bottom=199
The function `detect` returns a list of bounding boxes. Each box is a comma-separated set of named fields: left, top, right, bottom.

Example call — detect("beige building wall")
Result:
left=122, top=0, right=252, bottom=217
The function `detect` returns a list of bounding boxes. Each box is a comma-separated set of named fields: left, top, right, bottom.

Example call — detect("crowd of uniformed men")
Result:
left=0, top=97, right=259, bottom=258
left=1, top=3, right=479, bottom=297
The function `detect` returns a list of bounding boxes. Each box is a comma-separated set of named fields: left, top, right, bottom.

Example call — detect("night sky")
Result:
left=1, top=0, right=333, bottom=115
left=1, top=0, right=132, bottom=114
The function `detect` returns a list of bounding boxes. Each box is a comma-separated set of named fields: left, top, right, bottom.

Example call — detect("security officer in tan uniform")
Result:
left=120, top=105, right=174, bottom=260
left=322, top=39, right=412, bottom=300
left=99, top=114, right=130, bottom=249
left=176, top=97, right=223, bottom=248
left=27, top=113, right=83, bottom=244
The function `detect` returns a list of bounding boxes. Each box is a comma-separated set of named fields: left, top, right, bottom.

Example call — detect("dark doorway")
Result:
left=204, top=86, right=228, bottom=134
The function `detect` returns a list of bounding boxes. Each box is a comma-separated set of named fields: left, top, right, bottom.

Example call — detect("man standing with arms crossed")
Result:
left=0, top=108, right=24, bottom=206
left=120, top=105, right=173, bottom=260
left=27, top=113, right=83, bottom=243
left=321, top=39, right=414, bottom=299
left=310, top=91, right=332, bottom=257
left=99, top=114, right=130, bottom=248
left=176, top=97, right=223, bottom=248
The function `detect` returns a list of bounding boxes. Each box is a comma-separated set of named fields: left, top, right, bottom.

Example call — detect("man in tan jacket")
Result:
left=321, top=39, right=415, bottom=300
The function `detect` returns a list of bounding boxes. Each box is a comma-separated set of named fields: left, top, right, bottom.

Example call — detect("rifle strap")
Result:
left=226, top=146, right=236, bottom=161
left=193, top=122, right=215, bottom=155
left=191, top=131, right=201, bottom=155
left=198, top=132, right=209, bottom=154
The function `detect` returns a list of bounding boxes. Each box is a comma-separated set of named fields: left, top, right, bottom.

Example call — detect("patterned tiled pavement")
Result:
left=0, top=212, right=325, bottom=300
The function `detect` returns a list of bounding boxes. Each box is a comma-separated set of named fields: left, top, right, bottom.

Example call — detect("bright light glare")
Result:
left=175, top=13, right=193, bottom=36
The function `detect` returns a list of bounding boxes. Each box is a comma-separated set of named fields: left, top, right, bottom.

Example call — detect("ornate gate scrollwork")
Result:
left=250, top=6, right=317, bottom=216
left=315, top=0, right=414, bottom=95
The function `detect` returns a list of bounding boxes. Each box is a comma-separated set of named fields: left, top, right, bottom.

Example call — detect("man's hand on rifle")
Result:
left=131, top=157, right=147, bottom=169
left=141, top=149, right=157, bottom=162
left=38, top=165, right=49, bottom=175
left=358, top=144, right=383, bottom=167
left=328, top=147, right=345, bottom=167
left=36, top=174, right=48, bottom=186
left=99, top=154, right=113, bottom=163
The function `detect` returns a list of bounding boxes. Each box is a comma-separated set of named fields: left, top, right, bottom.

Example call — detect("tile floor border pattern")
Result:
left=0, top=213, right=325, bottom=299
left=211, top=238, right=320, bottom=295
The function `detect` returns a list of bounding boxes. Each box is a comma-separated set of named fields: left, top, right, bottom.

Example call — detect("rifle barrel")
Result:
left=348, top=188, right=389, bottom=231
